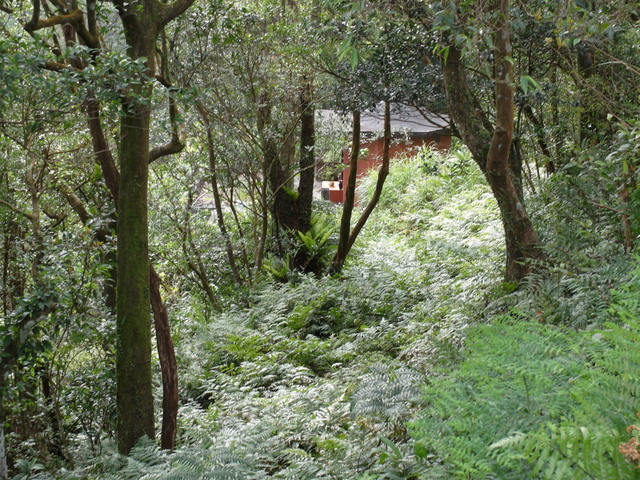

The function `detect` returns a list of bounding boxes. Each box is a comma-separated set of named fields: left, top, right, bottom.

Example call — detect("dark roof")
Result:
left=318, top=103, right=450, bottom=135
left=361, top=103, right=449, bottom=134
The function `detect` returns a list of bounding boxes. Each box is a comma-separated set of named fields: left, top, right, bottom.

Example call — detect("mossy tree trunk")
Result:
left=296, top=76, right=316, bottom=233
left=111, top=0, right=194, bottom=454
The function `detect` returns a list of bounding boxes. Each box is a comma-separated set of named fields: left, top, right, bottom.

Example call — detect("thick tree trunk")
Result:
left=442, top=0, right=545, bottom=283
left=296, top=77, right=316, bottom=233
left=257, top=97, right=295, bottom=236
left=15, top=0, right=194, bottom=458
left=116, top=97, right=155, bottom=454
left=87, top=99, right=179, bottom=449
left=486, top=4, right=544, bottom=280
left=113, top=2, right=196, bottom=452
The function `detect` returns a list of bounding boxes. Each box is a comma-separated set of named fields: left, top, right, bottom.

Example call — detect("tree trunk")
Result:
left=332, top=111, right=360, bottom=274
left=441, top=0, right=545, bottom=283
left=116, top=96, right=155, bottom=454
left=331, top=102, right=391, bottom=274
left=345, top=101, right=391, bottom=253
left=296, top=77, right=316, bottom=233
left=258, top=86, right=317, bottom=237
left=149, top=266, right=178, bottom=450
left=113, top=0, right=198, bottom=451
left=88, top=96, right=181, bottom=440
left=113, top=12, right=159, bottom=454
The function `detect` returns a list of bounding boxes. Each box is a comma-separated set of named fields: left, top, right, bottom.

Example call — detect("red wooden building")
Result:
left=323, top=103, right=450, bottom=203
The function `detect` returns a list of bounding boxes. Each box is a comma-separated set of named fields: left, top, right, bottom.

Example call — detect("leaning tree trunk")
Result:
left=331, top=102, right=392, bottom=274
left=346, top=100, right=391, bottom=252
left=442, top=0, right=545, bottom=283
left=332, top=111, right=361, bottom=274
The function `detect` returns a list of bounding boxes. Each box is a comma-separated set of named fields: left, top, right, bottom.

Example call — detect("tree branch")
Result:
left=58, top=184, right=89, bottom=224
left=0, top=199, right=37, bottom=221
left=149, top=34, right=186, bottom=163
left=86, top=98, right=120, bottom=206
left=38, top=60, right=82, bottom=73
left=148, top=95, right=186, bottom=162
left=24, top=8, right=83, bottom=32
left=24, top=0, right=41, bottom=32
left=159, top=0, right=197, bottom=27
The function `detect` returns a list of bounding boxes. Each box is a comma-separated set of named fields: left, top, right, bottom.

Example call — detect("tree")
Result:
left=171, top=0, right=324, bottom=273
left=332, top=101, right=391, bottom=274
left=439, top=0, right=545, bottom=282
left=109, top=0, right=195, bottom=454
left=1, top=0, right=195, bottom=454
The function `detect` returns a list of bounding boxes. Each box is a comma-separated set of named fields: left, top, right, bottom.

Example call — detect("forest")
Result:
left=1, top=0, right=640, bottom=478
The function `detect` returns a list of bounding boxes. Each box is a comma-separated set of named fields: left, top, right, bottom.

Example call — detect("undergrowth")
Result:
left=410, top=261, right=640, bottom=479
left=30, top=147, right=640, bottom=479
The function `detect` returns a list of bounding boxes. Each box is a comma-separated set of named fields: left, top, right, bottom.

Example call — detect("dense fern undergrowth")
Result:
left=23, top=148, right=640, bottom=479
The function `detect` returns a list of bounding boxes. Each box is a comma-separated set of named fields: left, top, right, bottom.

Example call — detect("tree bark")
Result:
left=441, top=0, right=545, bottom=283
left=116, top=94, right=155, bottom=455
left=149, top=266, right=178, bottom=450
left=332, top=111, right=360, bottom=274
left=296, top=77, right=316, bottom=233
left=346, top=100, right=391, bottom=253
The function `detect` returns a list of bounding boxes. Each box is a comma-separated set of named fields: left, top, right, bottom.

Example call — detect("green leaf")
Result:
left=350, top=48, right=359, bottom=70
left=379, top=435, right=402, bottom=459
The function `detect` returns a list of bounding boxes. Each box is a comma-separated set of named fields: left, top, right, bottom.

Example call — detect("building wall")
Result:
left=330, top=133, right=450, bottom=203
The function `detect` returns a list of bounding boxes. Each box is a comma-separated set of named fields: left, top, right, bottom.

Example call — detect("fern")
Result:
left=411, top=261, right=640, bottom=479
left=351, top=364, right=425, bottom=427
left=411, top=314, right=640, bottom=478
left=490, top=424, right=631, bottom=480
